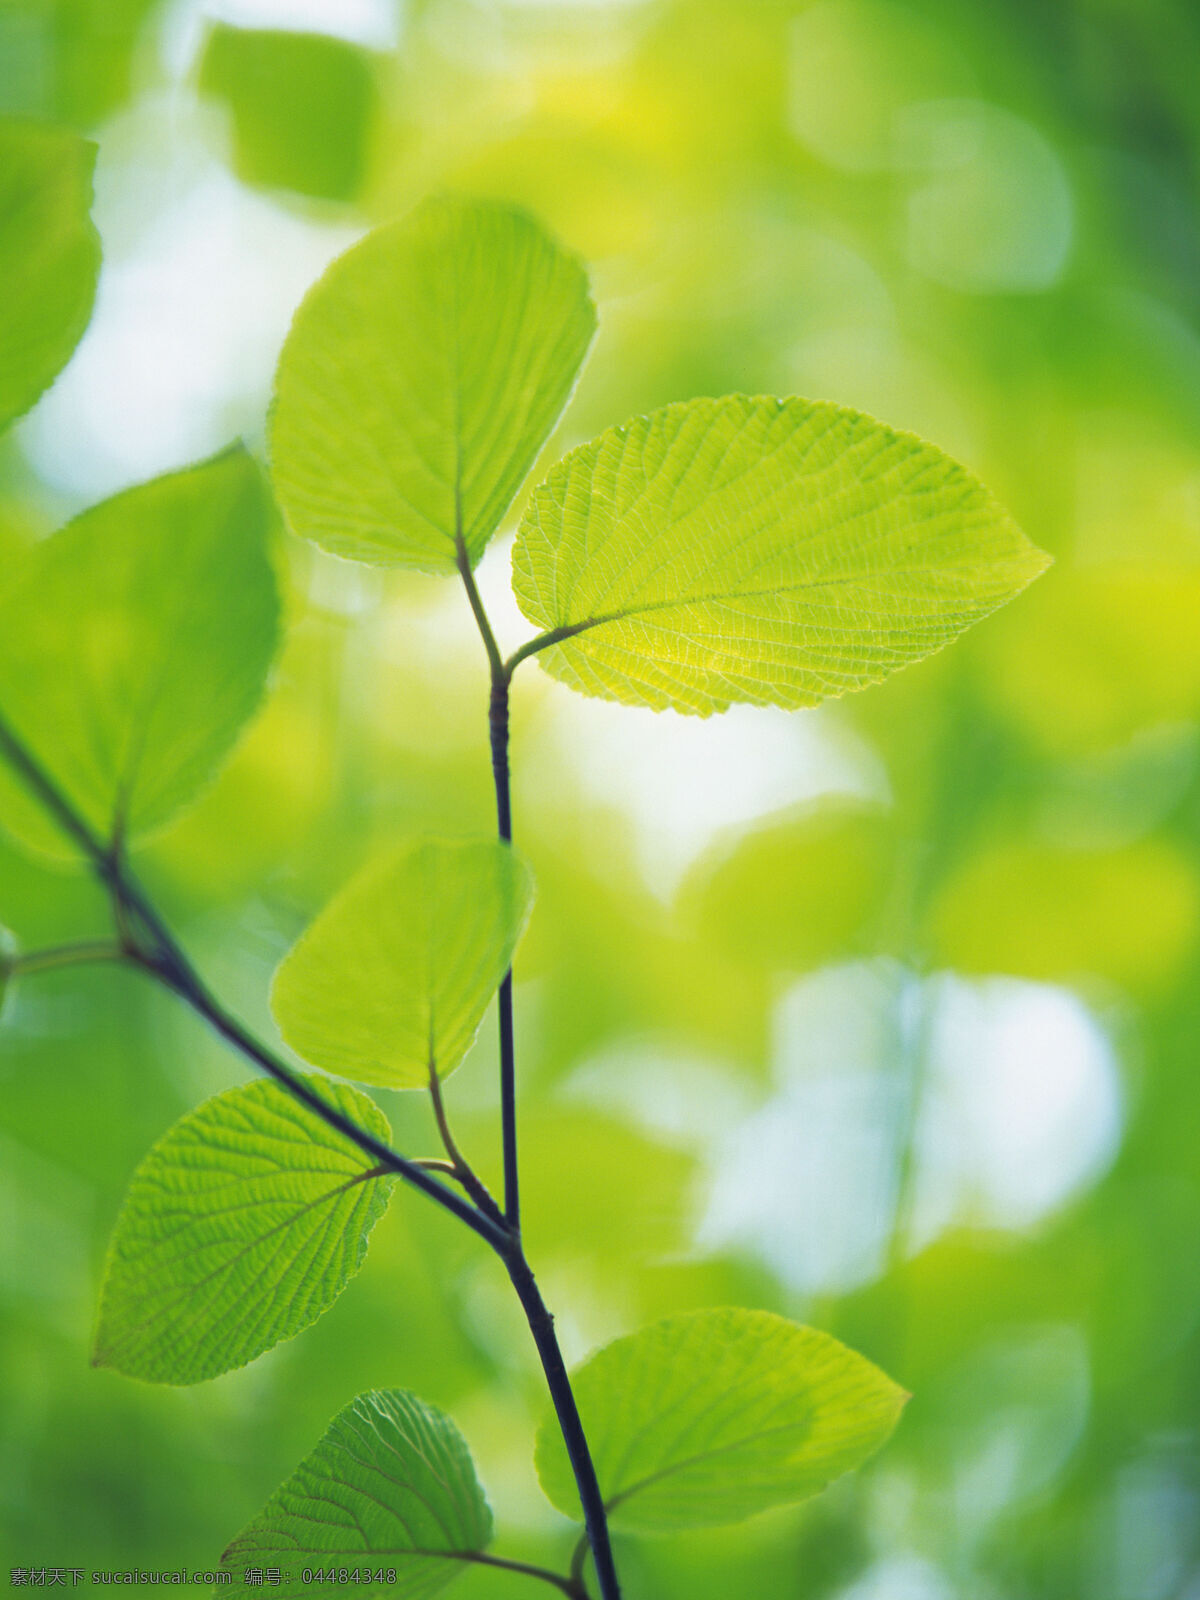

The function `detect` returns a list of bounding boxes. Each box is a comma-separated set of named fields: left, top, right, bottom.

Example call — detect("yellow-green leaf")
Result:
left=0, top=115, right=100, bottom=429
left=535, top=1308, right=907, bottom=1531
left=198, top=24, right=377, bottom=203
left=222, top=1389, right=492, bottom=1598
left=0, top=447, right=279, bottom=856
left=512, top=394, right=1050, bottom=716
left=94, top=1078, right=394, bottom=1385
left=271, top=837, right=534, bottom=1090
left=270, top=196, right=596, bottom=573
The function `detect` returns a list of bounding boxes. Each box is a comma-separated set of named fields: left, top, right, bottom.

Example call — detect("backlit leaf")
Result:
left=222, top=1389, right=492, bottom=1598
left=535, top=1307, right=907, bottom=1531
left=94, top=1077, right=394, bottom=1385
left=512, top=394, right=1050, bottom=716
left=270, top=196, right=596, bottom=573
left=0, top=447, right=279, bottom=855
left=272, top=837, right=534, bottom=1090
left=0, top=115, right=101, bottom=428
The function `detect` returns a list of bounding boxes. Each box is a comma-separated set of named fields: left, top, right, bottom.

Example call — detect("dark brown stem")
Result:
left=504, top=1247, right=621, bottom=1600
left=0, top=708, right=509, bottom=1254
left=455, top=563, right=623, bottom=1600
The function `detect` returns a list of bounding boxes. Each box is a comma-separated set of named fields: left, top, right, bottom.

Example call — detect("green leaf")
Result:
left=269, top=196, right=596, bottom=573
left=272, top=837, right=534, bottom=1090
left=198, top=24, right=377, bottom=203
left=512, top=394, right=1051, bottom=716
left=535, top=1308, right=908, bottom=1531
left=681, top=800, right=894, bottom=972
left=0, top=925, right=15, bottom=1016
left=94, top=1077, right=394, bottom=1385
left=0, top=447, right=279, bottom=856
left=0, top=115, right=101, bottom=429
left=221, top=1388, right=492, bottom=1598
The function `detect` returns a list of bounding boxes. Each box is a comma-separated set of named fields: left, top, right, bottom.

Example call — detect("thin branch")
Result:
left=455, top=537, right=504, bottom=682
left=454, top=549, right=519, bottom=1228
left=0, top=709, right=510, bottom=1255
left=12, top=941, right=127, bottom=977
left=129, top=941, right=509, bottom=1251
left=507, top=1252, right=622, bottom=1600
left=455, top=554, right=622, bottom=1599
left=0, top=708, right=108, bottom=860
left=452, top=1550, right=588, bottom=1599
left=428, top=1060, right=505, bottom=1225
left=504, top=620, right=597, bottom=679
left=569, top=1532, right=590, bottom=1593
left=489, top=672, right=518, bottom=1227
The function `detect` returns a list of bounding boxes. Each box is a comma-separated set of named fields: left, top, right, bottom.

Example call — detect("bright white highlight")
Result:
left=538, top=696, right=889, bottom=900
left=21, top=160, right=357, bottom=501
left=697, top=962, right=1122, bottom=1294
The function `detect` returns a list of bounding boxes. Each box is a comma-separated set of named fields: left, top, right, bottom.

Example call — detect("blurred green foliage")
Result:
left=197, top=24, right=377, bottom=202
left=3, top=0, right=1200, bottom=1597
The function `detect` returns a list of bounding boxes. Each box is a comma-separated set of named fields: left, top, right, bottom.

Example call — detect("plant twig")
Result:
left=133, top=936, right=510, bottom=1251
left=453, top=1550, right=588, bottom=1599
left=428, top=1057, right=505, bottom=1226
left=505, top=1249, right=622, bottom=1600
left=504, top=620, right=597, bottom=678
left=0, top=708, right=510, bottom=1255
left=569, top=1531, right=590, bottom=1591
left=456, top=563, right=623, bottom=1600
left=455, top=540, right=518, bottom=1228
left=12, top=941, right=127, bottom=976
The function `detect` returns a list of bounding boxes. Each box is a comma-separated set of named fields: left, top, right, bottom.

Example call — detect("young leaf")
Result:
left=534, top=1307, right=908, bottom=1531
left=0, top=116, right=101, bottom=429
left=93, top=1077, right=394, bottom=1385
left=269, top=196, right=596, bottom=573
left=512, top=394, right=1051, bottom=716
left=222, top=1388, right=493, bottom=1597
left=0, top=447, right=279, bottom=856
left=271, top=837, right=534, bottom=1090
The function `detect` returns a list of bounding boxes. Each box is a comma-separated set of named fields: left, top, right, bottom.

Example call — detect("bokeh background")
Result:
left=3, top=0, right=1200, bottom=1594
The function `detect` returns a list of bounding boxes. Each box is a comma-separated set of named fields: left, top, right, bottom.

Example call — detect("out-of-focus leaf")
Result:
left=0, top=115, right=100, bottom=429
left=0, top=0, right=159, bottom=127
left=93, top=1078, right=394, bottom=1385
left=534, top=1307, right=907, bottom=1530
left=0, top=447, right=279, bottom=856
left=0, top=925, right=15, bottom=1016
left=270, top=197, right=596, bottom=573
left=930, top=837, right=1199, bottom=995
left=271, top=837, right=534, bottom=1089
left=198, top=24, right=376, bottom=202
left=681, top=801, right=894, bottom=971
left=518, top=1108, right=696, bottom=1264
left=221, top=1389, right=492, bottom=1597
left=512, top=395, right=1050, bottom=715
left=978, top=564, right=1200, bottom=756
